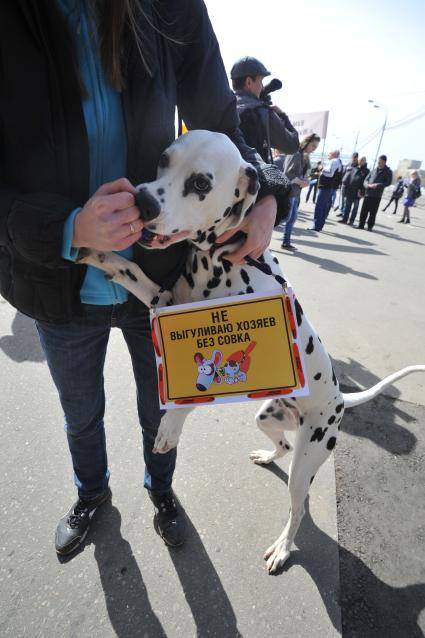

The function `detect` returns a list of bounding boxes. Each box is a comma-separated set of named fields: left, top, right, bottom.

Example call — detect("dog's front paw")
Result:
left=249, top=449, right=277, bottom=464
left=264, top=541, right=291, bottom=574
left=153, top=430, right=179, bottom=454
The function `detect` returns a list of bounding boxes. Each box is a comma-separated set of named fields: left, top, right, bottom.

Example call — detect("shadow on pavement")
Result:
left=74, top=502, right=241, bottom=637
left=273, top=247, right=379, bottom=281
left=92, top=503, right=167, bottom=638
left=335, top=357, right=417, bottom=455
left=0, top=311, right=45, bottom=363
left=165, top=503, right=243, bottom=638
left=261, top=463, right=425, bottom=637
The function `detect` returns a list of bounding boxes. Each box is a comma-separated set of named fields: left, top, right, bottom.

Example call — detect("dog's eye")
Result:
left=193, top=176, right=211, bottom=193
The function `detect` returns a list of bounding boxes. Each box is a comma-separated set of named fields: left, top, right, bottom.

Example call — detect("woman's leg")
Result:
left=36, top=306, right=111, bottom=499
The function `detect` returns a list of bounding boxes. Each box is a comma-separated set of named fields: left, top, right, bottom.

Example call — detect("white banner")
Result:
left=288, top=111, right=329, bottom=139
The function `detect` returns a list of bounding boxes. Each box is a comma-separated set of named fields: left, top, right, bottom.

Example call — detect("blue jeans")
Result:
left=36, top=304, right=175, bottom=499
left=313, top=188, right=333, bottom=231
left=282, top=196, right=300, bottom=245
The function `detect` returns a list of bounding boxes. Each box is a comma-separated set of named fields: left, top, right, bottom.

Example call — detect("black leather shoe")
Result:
left=55, top=487, right=111, bottom=555
left=148, top=490, right=186, bottom=547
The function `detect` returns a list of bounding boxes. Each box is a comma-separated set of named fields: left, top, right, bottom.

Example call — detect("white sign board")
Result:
left=288, top=111, right=329, bottom=139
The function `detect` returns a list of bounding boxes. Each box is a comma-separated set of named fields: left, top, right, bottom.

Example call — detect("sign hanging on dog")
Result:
left=150, top=288, right=309, bottom=409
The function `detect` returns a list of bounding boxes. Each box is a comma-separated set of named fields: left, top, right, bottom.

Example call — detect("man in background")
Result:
left=358, top=155, right=392, bottom=231
left=311, top=150, right=343, bottom=231
left=339, top=156, right=370, bottom=225
left=230, top=56, right=299, bottom=163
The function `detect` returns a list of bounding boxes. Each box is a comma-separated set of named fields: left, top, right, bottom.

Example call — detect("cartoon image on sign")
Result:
left=219, top=341, right=257, bottom=384
left=194, top=350, right=222, bottom=391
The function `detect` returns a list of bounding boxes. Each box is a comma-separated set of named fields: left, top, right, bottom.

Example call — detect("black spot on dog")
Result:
left=327, top=437, right=337, bottom=450
left=246, top=286, right=254, bottom=294
left=245, top=166, right=260, bottom=194
left=222, top=259, right=232, bottom=274
left=273, top=256, right=279, bottom=264
left=306, top=336, right=314, bottom=355
left=259, top=414, right=267, bottom=420
left=214, top=218, right=221, bottom=224
left=279, top=440, right=283, bottom=446
left=150, top=295, right=160, bottom=306
left=275, top=275, right=286, bottom=286
left=273, top=411, right=284, bottom=421
left=226, top=279, right=231, bottom=287
left=314, top=372, right=322, bottom=380
left=208, top=225, right=215, bottom=232
left=171, top=228, right=179, bottom=234
left=195, top=231, right=206, bottom=244
left=213, top=266, right=223, bottom=278
left=335, top=402, right=344, bottom=414
left=231, top=200, right=244, bottom=217
left=241, top=269, right=250, bottom=285
left=310, top=427, right=328, bottom=442
left=207, top=231, right=217, bottom=244
left=184, top=272, right=195, bottom=288
left=223, top=207, right=232, bottom=218
left=310, top=475, right=315, bottom=485
left=300, top=417, right=304, bottom=425
left=125, top=269, right=138, bottom=282
left=199, top=194, right=205, bottom=201
left=207, top=277, right=221, bottom=289
left=119, top=269, right=125, bottom=276
left=201, top=256, right=209, bottom=270
left=266, top=407, right=273, bottom=413
left=234, top=188, right=240, bottom=197
left=158, top=153, right=169, bottom=168
left=203, top=289, right=211, bottom=298
left=104, top=273, right=113, bottom=280
left=332, top=367, right=337, bottom=385
left=157, top=188, right=164, bottom=196
left=328, top=415, right=336, bottom=425
left=192, top=255, right=198, bottom=273
left=294, top=299, right=304, bottom=327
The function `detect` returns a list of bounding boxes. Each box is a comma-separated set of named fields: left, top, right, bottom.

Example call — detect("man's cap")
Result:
left=230, top=56, right=271, bottom=80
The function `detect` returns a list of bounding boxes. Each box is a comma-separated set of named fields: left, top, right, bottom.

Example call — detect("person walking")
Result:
left=398, top=171, right=422, bottom=224
left=383, top=176, right=405, bottom=214
left=281, top=134, right=321, bottom=250
left=339, top=156, right=370, bottom=224
left=311, top=150, right=343, bottom=231
left=0, top=0, right=289, bottom=556
left=306, top=161, right=322, bottom=203
left=358, top=155, right=392, bottom=231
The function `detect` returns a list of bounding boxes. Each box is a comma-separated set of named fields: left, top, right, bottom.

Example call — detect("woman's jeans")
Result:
left=282, top=196, right=300, bottom=245
left=36, top=304, right=175, bottom=500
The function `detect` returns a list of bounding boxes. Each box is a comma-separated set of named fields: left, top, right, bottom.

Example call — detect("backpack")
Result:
left=238, top=105, right=272, bottom=163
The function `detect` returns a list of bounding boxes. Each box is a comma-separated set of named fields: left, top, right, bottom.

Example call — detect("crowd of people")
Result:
left=231, top=56, right=422, bottom=252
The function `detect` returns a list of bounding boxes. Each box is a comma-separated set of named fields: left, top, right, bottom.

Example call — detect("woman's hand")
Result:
left=215, top=195, right=277, bottom=264
left=73, top=178, right=143, bottom=251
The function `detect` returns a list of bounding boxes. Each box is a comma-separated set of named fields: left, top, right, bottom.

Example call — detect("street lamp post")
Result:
left=368, top=99, right=388, bottom=171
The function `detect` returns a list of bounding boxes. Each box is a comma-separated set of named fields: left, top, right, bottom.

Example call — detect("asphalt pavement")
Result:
left=0, top=194, right=424, bottom=637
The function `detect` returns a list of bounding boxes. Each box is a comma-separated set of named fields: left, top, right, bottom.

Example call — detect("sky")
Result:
left=205, top=0, right=425, bottom=168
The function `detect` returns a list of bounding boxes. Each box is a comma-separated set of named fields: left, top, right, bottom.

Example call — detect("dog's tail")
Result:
left=342, top=365, right=425, bottom=409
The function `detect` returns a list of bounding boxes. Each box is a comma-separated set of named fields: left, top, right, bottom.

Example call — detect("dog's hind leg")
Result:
left=153, top=407, right=194, bottom=454
left=264, top=405, right=340, bottom=573
left=249, top=399, right=299, bottom=465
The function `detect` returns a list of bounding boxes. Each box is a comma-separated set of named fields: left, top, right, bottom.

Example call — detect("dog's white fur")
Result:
left=78, top=131, right=425, bottom=573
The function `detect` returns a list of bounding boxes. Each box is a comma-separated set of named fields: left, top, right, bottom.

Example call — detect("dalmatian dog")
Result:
left=77, top=130, right=425, bottom=573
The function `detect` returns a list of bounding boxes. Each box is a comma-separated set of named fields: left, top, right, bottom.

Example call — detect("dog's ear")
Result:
left=212, top=349, right=222, bottom=366
left=226, top=163, right=260, bottom=228
left=194, top=352, right=204, bottom=364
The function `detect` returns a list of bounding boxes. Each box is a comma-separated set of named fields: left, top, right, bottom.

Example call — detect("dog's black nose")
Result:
left=135, top=189, right=161, bottom=222
left=196, top=383, right=207, bottom=392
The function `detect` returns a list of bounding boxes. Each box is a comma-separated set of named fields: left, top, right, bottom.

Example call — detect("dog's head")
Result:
left=136, top=130, right=259, bottom=251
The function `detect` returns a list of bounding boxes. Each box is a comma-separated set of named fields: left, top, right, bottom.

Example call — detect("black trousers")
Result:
left=359, top=197, right=381, bottom=229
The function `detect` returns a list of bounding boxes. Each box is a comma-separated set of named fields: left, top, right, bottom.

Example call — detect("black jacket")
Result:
left=364, top=165, right=393, bottom=199
left=235, top=90, right=299, bottom=163
left=0, top=0, right=288, bottom=323
left=343, top=165, right=370, bottom=197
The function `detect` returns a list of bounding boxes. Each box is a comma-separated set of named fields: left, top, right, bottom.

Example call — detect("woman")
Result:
left=0, top=0, right=290, bottom=556
left=398, top=170, right=422, bottom=224
left=281, top=134, right=321, bottom=250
